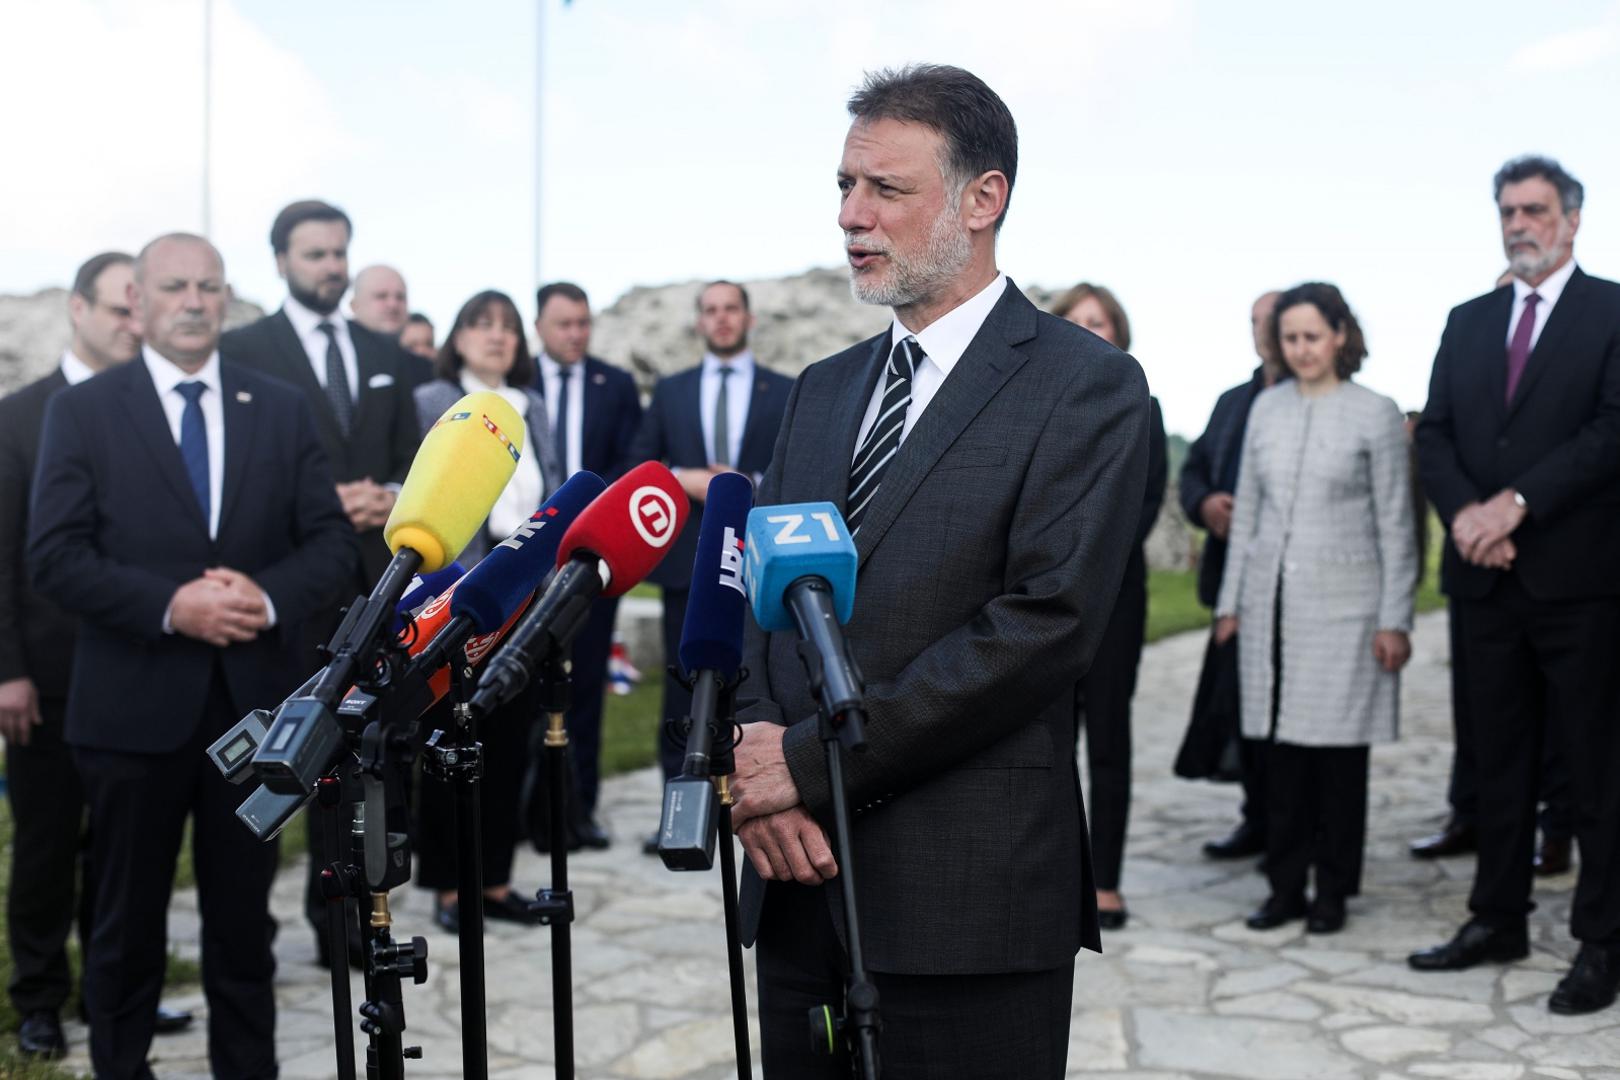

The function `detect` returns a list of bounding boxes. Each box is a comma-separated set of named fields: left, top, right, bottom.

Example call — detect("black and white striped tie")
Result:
left=847, top=336, right=922, bottom=536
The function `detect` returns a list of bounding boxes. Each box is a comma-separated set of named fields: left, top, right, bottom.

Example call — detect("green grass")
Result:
left=1145, top=568, right=1210, bottom=643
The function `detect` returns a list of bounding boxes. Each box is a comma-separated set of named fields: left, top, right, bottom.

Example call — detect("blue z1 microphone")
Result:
left=744, top=503, right=866, bottom=746
left=658, top=472, right=753, bottom=870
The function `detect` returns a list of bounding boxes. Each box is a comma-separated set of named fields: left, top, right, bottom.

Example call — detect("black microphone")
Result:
left=657, top=472, right=753, bottom=870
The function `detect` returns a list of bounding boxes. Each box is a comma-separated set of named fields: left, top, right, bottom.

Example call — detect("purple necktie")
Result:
left=1505, top=292, right=1540, bottom=403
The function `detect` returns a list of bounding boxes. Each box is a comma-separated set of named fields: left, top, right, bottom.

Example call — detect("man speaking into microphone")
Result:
left=729, top=66, right=1149, bottom=1078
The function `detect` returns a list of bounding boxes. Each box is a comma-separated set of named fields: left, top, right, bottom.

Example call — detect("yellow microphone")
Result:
left=385, top=391, right=525, bottom=572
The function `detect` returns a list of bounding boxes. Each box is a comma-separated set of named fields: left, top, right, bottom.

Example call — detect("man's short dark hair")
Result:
left=270, top=199, right=353, bottom=254
left=406, top=312, right=434, bottom=331
left=1494, top=155, right=1584, bottom=214
left=697, top=279, right=750, bottom=313
left=72, top=251, right=133, bottom=303
left=847, top=64, right=1018, bottom=229
left=535, top=281, right=589, bottom=316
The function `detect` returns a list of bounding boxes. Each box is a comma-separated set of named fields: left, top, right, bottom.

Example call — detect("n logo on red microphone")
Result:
left=630, top=486, right=678, bottom=548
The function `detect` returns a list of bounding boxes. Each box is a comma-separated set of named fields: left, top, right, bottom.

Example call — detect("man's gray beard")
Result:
left=1505, top=222, right=1572, bottom=280
left=849, top=202, right=973, bottom=308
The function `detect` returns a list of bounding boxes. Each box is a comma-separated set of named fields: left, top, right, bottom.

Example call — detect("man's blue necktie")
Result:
left=554, top=365, right=571, bottom=475
left=176, top=381, right=210, bottom=525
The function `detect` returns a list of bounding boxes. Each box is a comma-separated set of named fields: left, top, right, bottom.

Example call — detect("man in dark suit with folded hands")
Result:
left=728, top=65, right=1149, bottom=1078
left=1411, top=156, right=1620, bottom=1016
left=28, top=233, right=356, bottom=1079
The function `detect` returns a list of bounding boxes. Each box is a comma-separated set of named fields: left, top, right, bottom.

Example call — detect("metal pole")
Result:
left=201, top=0, right=213, bottom=237
left=533, top=0, right=545, bottom=291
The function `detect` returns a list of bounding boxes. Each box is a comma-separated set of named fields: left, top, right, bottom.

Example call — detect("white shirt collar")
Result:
left=142, top=344, right=222, bottom=398
left=59, top=349, right=97, bottom=386
left=889, top=273, right=1008, bottom=377
left=539, top=352, right=585, bottom=378
left=283, top=293, right=346, bottom=338
left=1513, top=257, right=1578, bottom=309
left=703, top=350, right=754, bottom=376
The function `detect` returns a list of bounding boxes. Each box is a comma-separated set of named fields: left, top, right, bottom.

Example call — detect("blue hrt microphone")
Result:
left=391, top=563, right=466, bottom=635
left=658, top=472, right=753, bottom=871
left=411, top=471, right=606, bottom=675
left=744, top=503, right=866, bottom=745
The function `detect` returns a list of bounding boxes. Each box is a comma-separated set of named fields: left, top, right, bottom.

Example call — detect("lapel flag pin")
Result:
left=592, top=372, right=606, bottom=385
left=235, top=391, right=253, bottom=403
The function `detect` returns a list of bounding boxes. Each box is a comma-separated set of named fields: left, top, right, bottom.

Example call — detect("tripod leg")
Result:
left=716, top=793, right=753, bottom=1080
left=546, top=714, right=575, bottom=1080
left=317, top=778, right=359, bottom=1080
left=454, top=738, right=489, bottom=1080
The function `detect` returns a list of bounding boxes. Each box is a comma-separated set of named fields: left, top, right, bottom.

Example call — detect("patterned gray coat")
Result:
left=1215, top=380, right=1417, bottom=746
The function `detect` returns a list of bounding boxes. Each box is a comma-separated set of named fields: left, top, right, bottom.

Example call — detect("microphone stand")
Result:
left=423, top=660, right=488, bottom=1080
left=708, top=705, right=753, bottom=1080
left=524, top=651, right=577, bottom=1080
left=788, top=584, right=881, bottom=1080
left=314, top=772, right=359, bottom=1080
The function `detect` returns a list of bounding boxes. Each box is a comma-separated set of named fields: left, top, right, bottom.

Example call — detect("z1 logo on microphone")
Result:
left=767, top=511, right=840, bottom=545
left=718, top=526, right=745, bottom=596
left=631, top=486, right=679, bottom=548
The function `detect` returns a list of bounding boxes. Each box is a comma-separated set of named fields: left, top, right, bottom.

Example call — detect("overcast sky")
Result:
left=3, top=0, right=1616, bottom=435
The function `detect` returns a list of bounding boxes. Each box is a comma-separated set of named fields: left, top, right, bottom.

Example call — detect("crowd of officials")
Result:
left=0, top=141, right=1617, bottom=1077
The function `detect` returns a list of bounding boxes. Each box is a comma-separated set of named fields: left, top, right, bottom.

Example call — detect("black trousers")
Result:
left=73, top=671, right=279, bottom=1080
left=1445, top=601, right=1573, bottom=839
left=1074, top=570, right=1145, bottom=892
left=5, top=695, right=92, bottom=1015
left=1265, top=742, right=1370, bottom=903
left=756, top=882, right=1075, bottom=1080
left=1239, top=735, right=1270, bottom=835
left=657, top=586, right=692, bottom=783
left=415, top=688, right=537, bottom=891
left=1458, top=576, right=1620, bottom=943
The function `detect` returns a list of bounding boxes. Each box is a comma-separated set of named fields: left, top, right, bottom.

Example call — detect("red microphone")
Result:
left=470, top=462, right=690, bottom=712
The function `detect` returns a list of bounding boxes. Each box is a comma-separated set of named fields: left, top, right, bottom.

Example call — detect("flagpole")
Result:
left=202, top=0, right=213, bottom=238
left=533, top=0, right=546, bottom=292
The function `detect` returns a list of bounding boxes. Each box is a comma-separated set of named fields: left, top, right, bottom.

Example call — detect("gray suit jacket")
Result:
left=737, top=282, right=1150, bottom=975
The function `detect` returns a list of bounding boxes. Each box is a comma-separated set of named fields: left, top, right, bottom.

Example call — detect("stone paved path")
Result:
left=57, top=611, right=1620, bottom=1078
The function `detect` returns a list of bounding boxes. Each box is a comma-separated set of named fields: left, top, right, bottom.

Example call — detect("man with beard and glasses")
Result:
left=626, top=280, right=792, bottom=852
left=727, top=65, right=1149, bottom=1077
left=1411, top=156, right=1620, bottom=1016
left=221, top=199, right=420, bottom=968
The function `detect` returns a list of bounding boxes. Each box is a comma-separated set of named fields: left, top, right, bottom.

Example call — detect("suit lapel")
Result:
left=1478, top=287, right=1513, bottom=425
left=120, top=364, right=209, bottom=536
left=736, top=371, right=779, bottom=467
left=349, top=320, right=384, bottom=442
left=218, top=365, right=257, bottom=539
left=271, top=310, right=346, bottom=450
left=678, top=368, right=708, bottom=464
left=818, top=335, right=890, bottom=515
left=851, top=284, right=1037, bottom=566
left=1507, top=268, right=1585, bottom=419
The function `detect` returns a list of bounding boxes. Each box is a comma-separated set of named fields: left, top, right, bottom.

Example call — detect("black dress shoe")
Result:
left=17, top=1010, right=66, bottom=1060
left=1245, top=895, right=1306, bottom=930
left=1204, top=822, right=1266, bottom=860
left=153, top=1005, right=194, bottom=1035
left=484, top=890, right=543, bottom=926
left=1409, top=818, right=1477, bottom=859
left=573, top=817, right=611, bottom=850
left=435, top=899, right=461, bottom=934
left=1534, top=835, right=1573, bottom=876
left=1549, top=945, right=1620, bottom=1015
left=1408, top=920, right=1529, bottom=971
left=1097, top=907, right=1129, bottom=931
left=1306, top=897, right=1347, bottom=934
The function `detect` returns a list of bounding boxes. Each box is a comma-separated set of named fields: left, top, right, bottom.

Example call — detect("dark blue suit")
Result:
left=628, top=360, right=793, bottom=780
left=535, top=356, right=642, bottom=815
left=28, top=356, right=355, bottom=1079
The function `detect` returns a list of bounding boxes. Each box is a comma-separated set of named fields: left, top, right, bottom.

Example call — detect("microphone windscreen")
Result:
left=557, top=461, right=689, bottom=598
left=391, top=562, right=466, bottom=635
left=451, top=471, right=606, bottom=633
left=384, top=391, right=525, bottom=572
left=744, top=502, right=857, bottom=633
left=677, top=472, right=754, bottom=677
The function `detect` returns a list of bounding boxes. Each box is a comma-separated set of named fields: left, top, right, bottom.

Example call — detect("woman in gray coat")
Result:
left=411, top=289, right=562, bottom=932
left=1214, top=282, right=1416, bottom=934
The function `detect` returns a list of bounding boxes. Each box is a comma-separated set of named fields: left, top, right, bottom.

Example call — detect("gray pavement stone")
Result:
left=49, top=611, right=1620, bottom=1078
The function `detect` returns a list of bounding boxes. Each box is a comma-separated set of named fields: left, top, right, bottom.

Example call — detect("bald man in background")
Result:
left=351, top=264, right=430, bottom=385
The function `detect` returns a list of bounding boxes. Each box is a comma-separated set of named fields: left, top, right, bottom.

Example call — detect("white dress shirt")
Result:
left=854, top=273, right=1008, bottom=454
left=144, top=346, right=277, bottom=631
left=700, top=350, right=755, bottom=467
left=537, top=353, right=586, bottom=477
left=459, top=370, right=544, bottom=539
left=283, top=294, right=359, bottom=402
left=59, top=349, right=96, bottom=386
left=1507, top=257, right=1578, bottom=352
